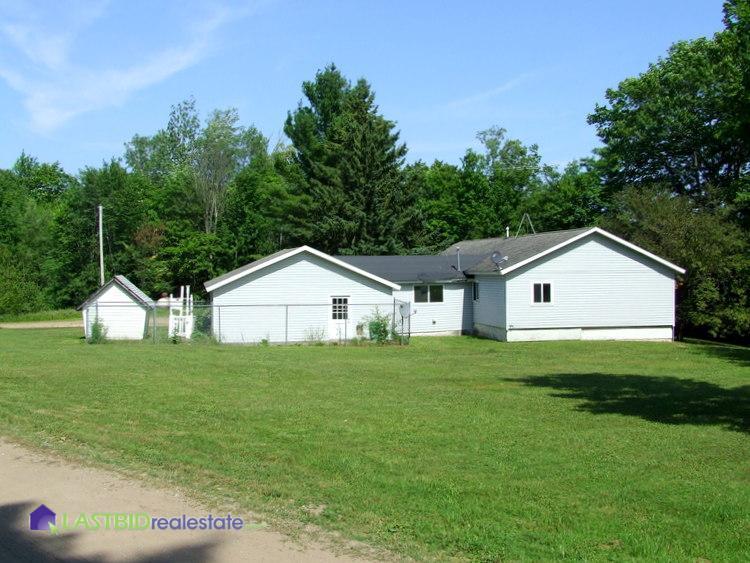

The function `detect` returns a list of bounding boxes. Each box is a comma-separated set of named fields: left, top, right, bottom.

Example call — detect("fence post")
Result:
left=391, top=297, right=403, bottom=344
left=152, top=305, right=157, bottom=343
left=285, top=305, right=289, bottom=344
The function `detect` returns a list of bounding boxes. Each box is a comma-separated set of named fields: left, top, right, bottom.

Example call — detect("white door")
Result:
left=329, top=296, right=349, bottom=340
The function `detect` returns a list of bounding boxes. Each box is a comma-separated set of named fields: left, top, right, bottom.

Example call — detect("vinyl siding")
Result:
left=210, top=252, right=395, bottom=343
left=472, top=275, right=506, bottom=329
left=393, top=282, right=472, bottom=334
left=505, top=233, right=676, bottom=331
left=82, top=284, right=148, bottom=340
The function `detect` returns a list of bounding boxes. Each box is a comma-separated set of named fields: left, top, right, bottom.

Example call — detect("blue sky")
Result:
left=0, top=0, right=726, bottom=173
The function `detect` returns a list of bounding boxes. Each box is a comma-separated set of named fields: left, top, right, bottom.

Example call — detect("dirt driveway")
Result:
left=0, top=320, right=83, bottom=330
left=0, top=440, right=374, bottom=562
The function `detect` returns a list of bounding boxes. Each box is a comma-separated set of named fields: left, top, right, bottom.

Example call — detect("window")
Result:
left=414, top=284, right=443, bottom=303
left=429, top=285, right=443, bottom=303
left=331, top=296, right=348, bottom=319
left=473, top=282, right=480, bottom=301
left=532, top=282, right=552, bottom=304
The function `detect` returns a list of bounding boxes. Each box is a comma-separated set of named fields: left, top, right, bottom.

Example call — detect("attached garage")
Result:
left=204, top=247, right=401, bottom=344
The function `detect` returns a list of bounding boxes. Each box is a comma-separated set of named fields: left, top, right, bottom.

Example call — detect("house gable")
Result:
left=205, top=246, right=400, bottom=293
left=503, top=232, right=677, bottom=331
left=499, top=227, right=685, bottom=276
left=462, top=227, right=685, bottom=276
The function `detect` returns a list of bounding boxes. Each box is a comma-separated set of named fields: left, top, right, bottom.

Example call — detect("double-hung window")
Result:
left=414, top=284, right=443, bottom=303
left=532, top=282, right=552, bottom=304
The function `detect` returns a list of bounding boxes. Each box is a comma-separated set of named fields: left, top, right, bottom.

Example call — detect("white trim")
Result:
left=414, top=283, right=444, bottom=303
left=499, top=227, right=686, bottom=275
left=205, top=246, right=401, bottom=292
left=530, top=281, right=553, bottom=305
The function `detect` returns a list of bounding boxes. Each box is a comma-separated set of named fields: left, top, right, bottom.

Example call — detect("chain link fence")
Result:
left=84, top=300, right=411, bottom=345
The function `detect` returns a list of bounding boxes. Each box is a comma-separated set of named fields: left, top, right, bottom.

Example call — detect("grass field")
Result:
left=0, top=330, right=747, bottom=560
left=0, top=308, right=79, bottom=323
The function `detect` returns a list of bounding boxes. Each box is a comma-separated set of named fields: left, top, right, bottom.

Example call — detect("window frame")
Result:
left=414, top=284, right=444, bottom=303
left=429, top=284, right=443, bottom=303
left=331, top=296, right=349, bottom=320
left=531, top=281, right=553, bottom=305
left=473, top=282, right=480, bottom=301
left=414, top=285, right=429, bottom=303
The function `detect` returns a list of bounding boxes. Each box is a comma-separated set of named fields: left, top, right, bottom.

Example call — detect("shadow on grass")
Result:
left=509, top=373, right=750, bottom=434
left=0, top=502, right=217, bottom=562
left=685, top=339, right=750, bottom=368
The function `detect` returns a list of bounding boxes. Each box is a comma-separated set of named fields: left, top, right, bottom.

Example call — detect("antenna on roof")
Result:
left=456, top=246, right=461, bottom=272
left=514, top=213, right=536, bottom=238
left=491, top=252, right=508, bottom=271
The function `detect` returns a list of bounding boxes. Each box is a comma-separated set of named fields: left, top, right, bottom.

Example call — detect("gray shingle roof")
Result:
left=335, top=255, right=485, bottom=283
left=202, top=228, right=601, bottom=292
left=77, top=275, right=155, bottom=310
left=204, top=248, right=295, bottom=290
left=114, top=275, right=155, bottom=307
left=442, top=227, right=593, bottom=273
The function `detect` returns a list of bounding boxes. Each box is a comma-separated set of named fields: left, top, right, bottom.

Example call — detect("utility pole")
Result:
left=98, top=204, right=105, bottom=286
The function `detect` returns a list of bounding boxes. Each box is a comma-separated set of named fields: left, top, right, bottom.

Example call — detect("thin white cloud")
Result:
left=443, top=74, right=532, bottom=110
left=1, top=0, right=110, bottom=71
left=0, top=2, right=241, bottom=133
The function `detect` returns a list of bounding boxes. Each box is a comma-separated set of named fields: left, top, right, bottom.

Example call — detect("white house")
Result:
left=204, top=248, right=400, bottom=343
left=203, top=227, right=685, bottom=343
left=443, top=227, right=685, bottom=341
left=78, top=275, right=155, bottom=340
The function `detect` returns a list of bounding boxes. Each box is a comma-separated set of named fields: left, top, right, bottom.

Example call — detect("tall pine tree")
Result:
left=284, top=65, right=417, bottom=254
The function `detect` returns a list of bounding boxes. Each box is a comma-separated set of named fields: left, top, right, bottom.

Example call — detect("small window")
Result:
left=429, top=285, right=443, bottom=303
left=533, top=283, right=552, bottom=304
left=414, top=285, right=443, bottom=303
left=331, top=296, right=348, bottom=319
left=473, top=282, right=479, bottom=301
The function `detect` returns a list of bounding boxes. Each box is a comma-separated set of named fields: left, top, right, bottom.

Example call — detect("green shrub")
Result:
left=87, top=319, right=107, bottom=344
left=0, top=248, right=47, bottom=316
left=366, top=307, right=391, bottom=344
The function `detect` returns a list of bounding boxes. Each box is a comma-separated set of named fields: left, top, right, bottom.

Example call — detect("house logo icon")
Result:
left=29, top=504, right=56, bottom=532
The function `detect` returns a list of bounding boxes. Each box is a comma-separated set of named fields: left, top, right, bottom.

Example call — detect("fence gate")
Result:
left=168, top=285, right=194, bottom=338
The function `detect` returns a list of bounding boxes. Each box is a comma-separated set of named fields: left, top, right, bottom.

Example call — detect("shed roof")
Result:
left=77, top=275, right=155, bottom=310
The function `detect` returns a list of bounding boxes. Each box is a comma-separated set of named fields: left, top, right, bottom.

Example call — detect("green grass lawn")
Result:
left=0, top=330, right=747, bottom=560
left=0, top=308, right=79, bottom=323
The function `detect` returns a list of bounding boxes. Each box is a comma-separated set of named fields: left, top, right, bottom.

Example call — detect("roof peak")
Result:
left=452, top=226, right=593, bottom=246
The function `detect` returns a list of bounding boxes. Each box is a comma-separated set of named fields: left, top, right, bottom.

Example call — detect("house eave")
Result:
left=204, top=246, right=402, bottom=293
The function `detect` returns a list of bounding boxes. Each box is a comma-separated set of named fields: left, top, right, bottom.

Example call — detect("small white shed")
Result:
left=78, top=275, right=154, bottom=340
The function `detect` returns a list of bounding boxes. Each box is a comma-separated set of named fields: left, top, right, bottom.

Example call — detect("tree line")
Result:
left=1, top=0, right=748, bottom=342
